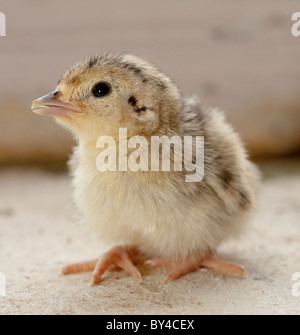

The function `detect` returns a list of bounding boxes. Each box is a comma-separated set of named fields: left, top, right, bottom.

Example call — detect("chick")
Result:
left=32, top=53, right=259, bottom=285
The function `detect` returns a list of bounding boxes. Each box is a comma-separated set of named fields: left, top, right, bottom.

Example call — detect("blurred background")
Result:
left=0, top=0, right=299, bottom=169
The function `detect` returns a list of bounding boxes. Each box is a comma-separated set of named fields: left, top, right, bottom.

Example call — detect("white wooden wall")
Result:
left=0, top=0, right=299, bottom=163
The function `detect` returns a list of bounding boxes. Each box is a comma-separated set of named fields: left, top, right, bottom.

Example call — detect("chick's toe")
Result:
left=146, top=253, right=245, bottom=282
left=63, top=246, right=143, bottom=285
left=62, top=259, right=98, bottom=275
left=91, top=246, right=143, bottom=286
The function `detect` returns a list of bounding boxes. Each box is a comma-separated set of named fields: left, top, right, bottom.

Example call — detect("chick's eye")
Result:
left=92, top=82, right=111, bottom=98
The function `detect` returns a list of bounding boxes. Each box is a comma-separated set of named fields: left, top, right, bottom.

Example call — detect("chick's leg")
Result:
left=62, top=246, right=143, bottom=285
left=146, top=253, right=245, bottom=281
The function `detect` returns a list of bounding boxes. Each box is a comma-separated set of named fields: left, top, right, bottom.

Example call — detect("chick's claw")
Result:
left=62, top=246, right=143, bottom=286
left=91, top=246, right=143, bottom=286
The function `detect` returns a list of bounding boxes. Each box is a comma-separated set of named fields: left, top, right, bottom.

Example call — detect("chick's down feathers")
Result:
left=32, top=53, right=260, bottom=281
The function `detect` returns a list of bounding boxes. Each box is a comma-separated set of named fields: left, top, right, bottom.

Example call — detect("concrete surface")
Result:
left=0, top=161, right=300, bottom=315
left=1, top=0, right=300, bottom=164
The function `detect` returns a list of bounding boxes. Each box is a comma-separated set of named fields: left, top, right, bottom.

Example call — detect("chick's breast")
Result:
left=71, top=96, right=259, bottom=260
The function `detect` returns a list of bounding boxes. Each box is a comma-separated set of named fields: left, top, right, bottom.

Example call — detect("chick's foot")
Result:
left=62, top=246, right=143, bottom=286
left=145, top=253, right=245, bottom=281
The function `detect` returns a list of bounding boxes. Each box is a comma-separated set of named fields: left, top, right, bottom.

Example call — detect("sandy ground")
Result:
left=0, top=162, right=300, bottom=315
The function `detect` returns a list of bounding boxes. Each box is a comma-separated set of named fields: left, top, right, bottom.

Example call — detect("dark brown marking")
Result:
left=155, top=80, right=166, bottom=90
left=221, top=170, right=233, bottom=188
left=238, top=191, right=250, bottom=209
left=128, top=96, right=137, bottom=106
left=69, top=75, right=81, bottom=85
left=123, top=63, right=142, bottom=75
left=87, top=56, right=98, bottom=69
left=136, top=106, right=147, bottom=113
left=121, top=62, right=150, bottom=83
left=128, top=96, right=147, bottom=113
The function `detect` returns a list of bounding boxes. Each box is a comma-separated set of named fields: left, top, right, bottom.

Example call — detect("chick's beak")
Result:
left=31, top=90, right=81, bottom=116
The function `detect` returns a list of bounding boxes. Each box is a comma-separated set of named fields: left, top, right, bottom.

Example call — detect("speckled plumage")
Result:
left=32, top=53, right=260, bottom=282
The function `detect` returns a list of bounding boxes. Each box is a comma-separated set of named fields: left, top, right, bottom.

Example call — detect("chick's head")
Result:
left=32, top=54, right=182, bottom=143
